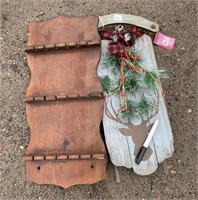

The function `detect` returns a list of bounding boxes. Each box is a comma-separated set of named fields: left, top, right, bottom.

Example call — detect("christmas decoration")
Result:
left=99, top=26, right=168, bottom=122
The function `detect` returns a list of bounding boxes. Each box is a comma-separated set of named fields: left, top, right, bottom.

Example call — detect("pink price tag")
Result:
left=154, top=32, right=176, bottom=51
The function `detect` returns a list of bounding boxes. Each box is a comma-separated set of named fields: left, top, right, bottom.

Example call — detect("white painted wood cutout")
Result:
left=97, top=32, right=174, bottom=175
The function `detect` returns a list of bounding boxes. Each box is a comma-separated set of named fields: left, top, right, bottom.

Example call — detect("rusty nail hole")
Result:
left=37, top=166, right=41, bottom=170
left=91, top=165, right=94, bottom=169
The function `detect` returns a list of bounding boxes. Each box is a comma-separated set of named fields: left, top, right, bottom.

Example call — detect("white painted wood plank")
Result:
left=127, top=137, right=158, bottom=175
left=152, top=89, right=174, bottom=163
left=98, top=13, right=159, bottom=32
left=98, top=40, right=133, bottom=168
left=103, top=95, right=133, bottom=168
left=128, top=35, right=158, bottom=175
left=139, top=35, right=174, bottom=163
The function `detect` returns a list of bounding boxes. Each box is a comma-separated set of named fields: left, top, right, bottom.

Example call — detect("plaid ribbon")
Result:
left=100, top=27, right=144, bottom=55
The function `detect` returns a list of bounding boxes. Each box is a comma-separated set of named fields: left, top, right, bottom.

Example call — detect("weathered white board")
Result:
left=97, top=34, right=174, bottom=175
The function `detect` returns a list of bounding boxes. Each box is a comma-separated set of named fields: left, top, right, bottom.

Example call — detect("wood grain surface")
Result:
left=24, top=16, right=106, bottom=188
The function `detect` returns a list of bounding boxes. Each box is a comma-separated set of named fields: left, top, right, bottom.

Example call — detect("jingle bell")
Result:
left=116, top=25, right=124, bottom=33
left=113, top=34, right=118, bottom=43
left=124, top=33, right=132, bottom=42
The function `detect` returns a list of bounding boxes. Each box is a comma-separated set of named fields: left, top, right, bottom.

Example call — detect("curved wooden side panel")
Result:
left=24, top=16, right=106, bottom=188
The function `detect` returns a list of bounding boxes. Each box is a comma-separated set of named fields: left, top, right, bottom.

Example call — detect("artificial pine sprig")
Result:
left=99, top=48, right=168, bottom=122
left=144, top=71, right=159, bottom=91
left=118, top=96, right=158, bottom=122
left=100, top=75, right=120, bottom=94
left=124, top=75, right=139, bottom=92
left=102, top=55, right=121, bottom=75
left=128, top=52, right=167, bottom=96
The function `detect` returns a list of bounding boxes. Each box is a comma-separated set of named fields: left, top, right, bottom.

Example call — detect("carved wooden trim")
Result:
left=24, top=40, right=100, bottom=53
left=24, top=92, right=103, bottom=103
left=23, top=153, right=105, bottom=161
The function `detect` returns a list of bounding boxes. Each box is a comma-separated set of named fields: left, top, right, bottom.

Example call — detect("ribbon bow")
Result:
left=100, top=26, right=144, bottom=55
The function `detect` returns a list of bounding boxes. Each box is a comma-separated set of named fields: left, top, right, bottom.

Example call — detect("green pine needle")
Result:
left=144, top=71, right=158, bottom=91
left=125, top=76, right=139, bottom=93
left=100, top=49, right=168, bottom=122
left=118, top=96, right=158, bottom=122
left=99, top=75, right=119, bottom=94
left=102, top=55, right=120, bottom=75
left=137, top=97, right=151, bottom=117
left=118, top=100, right=140, bottom=121
left=99, top=76, right=112, bottom=93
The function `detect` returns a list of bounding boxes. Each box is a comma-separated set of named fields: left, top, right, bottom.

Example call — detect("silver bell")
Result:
left=116, top=25, right=124, bottom=33
left=124, top=33, right=131, bottom=42
left=113, top=34, right=118, bottom=43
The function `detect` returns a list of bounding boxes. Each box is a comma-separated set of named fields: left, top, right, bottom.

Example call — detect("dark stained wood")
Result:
left=24, top=16, right=106, bottom=188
